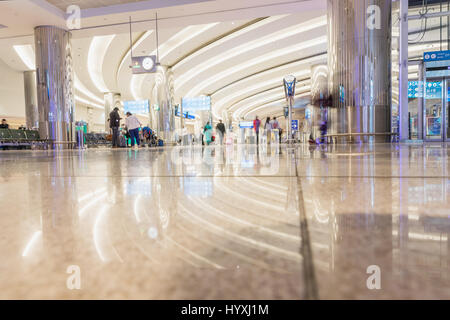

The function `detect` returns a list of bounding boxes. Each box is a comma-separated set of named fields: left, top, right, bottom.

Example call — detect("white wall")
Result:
left=75, top=103, right=105, bottom=133
left=74, top=104, right=150, bottom=133
left=0, top=59, right=25, bottom=118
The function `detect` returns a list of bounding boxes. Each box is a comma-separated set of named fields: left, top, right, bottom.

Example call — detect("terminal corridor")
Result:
left=0, top=143, right=449, bottom=299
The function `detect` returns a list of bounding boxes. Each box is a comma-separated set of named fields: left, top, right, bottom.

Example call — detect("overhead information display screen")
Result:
left=182, top=96, right=211, bottom=113
left=424, top=50, right=450, bottom=77
left=239, top=121, right=253, bottom=129
left=123, top=100, right=149, bottom=114
left=175, top=110, right=195, bottom=119
left=131, top=56, right=157, bottom=74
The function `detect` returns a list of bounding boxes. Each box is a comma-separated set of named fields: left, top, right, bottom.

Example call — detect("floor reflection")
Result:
left=0, top=143, right=449, bottom=298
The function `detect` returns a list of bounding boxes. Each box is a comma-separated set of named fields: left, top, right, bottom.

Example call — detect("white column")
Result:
left=35, top=26, right=75, bottom=148
left=399, top=0, right=409, bottom=141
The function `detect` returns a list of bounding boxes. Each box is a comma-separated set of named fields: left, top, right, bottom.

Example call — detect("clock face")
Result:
left=142, top=57, right=154, bottom=70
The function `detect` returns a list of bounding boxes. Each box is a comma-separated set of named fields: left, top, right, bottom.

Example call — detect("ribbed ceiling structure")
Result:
left=0, top=0, right=449, bottom=125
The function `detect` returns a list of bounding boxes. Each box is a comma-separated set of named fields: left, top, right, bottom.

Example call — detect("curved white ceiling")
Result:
left=1, top=0, right=445, bottom=126
left=88, top=35, right=116, bottom=94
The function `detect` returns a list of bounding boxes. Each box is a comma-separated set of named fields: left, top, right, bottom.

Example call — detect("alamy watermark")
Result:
left=66, top=265, right=81, bottom=290
left=366, top=5, right=381, bottom=30
left=66, top=5, right=81, bottom=30
left=366, top=265, right=381, bottom=290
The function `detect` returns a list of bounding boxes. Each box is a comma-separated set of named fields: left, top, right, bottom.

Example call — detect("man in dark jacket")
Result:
left=0, top=119, right=9, bottom=129
left=109, top=107, right=121, bottom=148
left=216, top=119, right=226, bottom=145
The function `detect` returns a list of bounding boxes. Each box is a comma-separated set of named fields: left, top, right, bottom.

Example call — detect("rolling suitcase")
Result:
left=119, top=135, right=127, bottom=147
left=158, top=139, right=164, bottom=147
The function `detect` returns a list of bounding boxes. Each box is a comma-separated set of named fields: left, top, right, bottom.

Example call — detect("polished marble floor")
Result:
left=0, top=142, right=449, bottom=299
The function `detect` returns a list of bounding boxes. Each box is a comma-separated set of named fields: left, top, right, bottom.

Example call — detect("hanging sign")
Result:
left=131, top=55, right=157, bottom=74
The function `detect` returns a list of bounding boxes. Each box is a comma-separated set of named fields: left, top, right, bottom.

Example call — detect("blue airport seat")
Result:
left=24, top=130, right=41, bottom=141
left=9, top=129, right=27, bottom=141
left=0, top=129, right=13, bottom=141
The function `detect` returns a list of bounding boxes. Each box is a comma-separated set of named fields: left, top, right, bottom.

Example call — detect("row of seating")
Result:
left=85, top=132, right=111, bottom=147
left=0, top=129, right=116, bottom=149
left=0, top=129, right=44, bottom=149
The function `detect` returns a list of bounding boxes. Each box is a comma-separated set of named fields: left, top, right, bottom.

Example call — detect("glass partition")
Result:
left=424, top=80, right=443, bottom=140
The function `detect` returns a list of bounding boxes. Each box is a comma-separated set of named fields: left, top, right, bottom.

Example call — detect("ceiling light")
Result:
left=13, top=45, right=35, bottom=70
left=74, top=73, right=104, bottom=105
left=185, top=35, right=327, bottom=100
left=212, top=68, right=313, bottom=119
left=75, top=96, right=104, bottom=109
left=173, top=15, right=287, bottom=72
left=88, top=35, right=115, bottom=93
left=176, top=16, right=327, bottom=93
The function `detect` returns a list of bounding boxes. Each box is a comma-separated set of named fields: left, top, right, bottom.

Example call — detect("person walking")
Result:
left=216, top=119, right=226, bottom=145
left=271, top=117, right=281, bottom=143
left=109, top=107, right=121, bottom=148
left=125, top=112, right=142, bottom=149
left=253, top=116, right=261, bottom=144
left=264, top=116, right=272, bottom=144
left=203, top=122, right=213, bottom=145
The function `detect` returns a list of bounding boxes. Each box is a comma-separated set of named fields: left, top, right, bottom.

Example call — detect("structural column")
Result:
left=104, top=93, right=121, bottom=132
left=152, top=65, right=175, bottom=143
left=399, top=0, right=409, bottom=141
left=327, top=0, right=392, bottom=142
left=23, top=70, right=38, bottom=129
left=34, top=26, right=75, bottom=148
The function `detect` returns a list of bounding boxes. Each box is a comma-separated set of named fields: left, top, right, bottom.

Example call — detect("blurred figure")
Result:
left=109, top=107, right=121, bottom=148
left=319, top=120, right=328, bottom=144
left=0, top=119, right=9, bottom=129
left=264, top=117, right=272, bottom=144
left=200, top=126, right=205, bottom=146
left=182, top=126, right=189, bottom=145
left=271, top=117, right=281, bottom=143
left=253, top=116, right=261, bottom=144
left=142, top=126, right=151, bottom=144
left=203, top=122, right=213, bottom=145
left=270, top=117, right=279, bottom=129
left=216, top=119, right=226, bottom=145
left=125, top=112, right=142, bottom=149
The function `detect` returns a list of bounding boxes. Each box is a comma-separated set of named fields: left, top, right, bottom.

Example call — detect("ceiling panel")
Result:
left=46, top=0, right=143, bottom=11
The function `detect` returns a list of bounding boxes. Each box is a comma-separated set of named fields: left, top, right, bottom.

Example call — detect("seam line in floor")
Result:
left=293, top=150, right=319, bottom=300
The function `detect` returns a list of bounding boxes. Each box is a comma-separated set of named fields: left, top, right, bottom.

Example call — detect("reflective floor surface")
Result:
left=0, top=143, right=449, bottom=299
